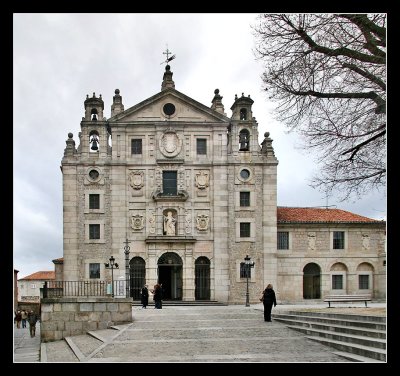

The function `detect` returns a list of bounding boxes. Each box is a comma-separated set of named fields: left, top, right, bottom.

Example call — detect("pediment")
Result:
left=109, top=89, right=230, bottom=123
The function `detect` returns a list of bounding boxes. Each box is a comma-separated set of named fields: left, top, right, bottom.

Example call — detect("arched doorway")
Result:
left=195, top=257, right=210, bottom=300
left=130, top=257, right=145, bottom=299
left=303, top=263, right=321, bottom=299
left=157, top=252, right=183, bottom=300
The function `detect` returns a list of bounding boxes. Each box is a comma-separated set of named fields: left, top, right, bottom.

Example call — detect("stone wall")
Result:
left=40, top=297, right=132, bottom=342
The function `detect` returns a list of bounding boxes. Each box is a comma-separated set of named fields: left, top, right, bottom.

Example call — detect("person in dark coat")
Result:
left=141, top=284, right=149, bottom=309
left=261, top=284, right=277, bottom=322
left=153, top=283, right=163, bottom=309
left=27, top=310, right=38, bottom=337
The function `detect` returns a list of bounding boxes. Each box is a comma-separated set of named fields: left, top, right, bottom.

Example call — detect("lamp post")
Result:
left=123, top=238, right=131, bottom=298
left=105, top=256, right=119, bottom=298
left=244, top=255, right=255, bottom=307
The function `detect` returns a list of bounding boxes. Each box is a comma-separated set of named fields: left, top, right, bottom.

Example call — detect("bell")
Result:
left=91, top=139, right=98, bottom=151
left=92, top=114, right=97, bottom=121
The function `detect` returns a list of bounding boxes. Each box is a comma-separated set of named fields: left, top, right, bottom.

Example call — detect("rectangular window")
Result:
left=240, top=222, right=251, bottom=237
left=89, top=224, right=100, bottom=240
left=333, top=231, right=345, bottom=249
left=277, top=232, right=289, bottom=250
left=89, top=194, right=100, bottom=209
left=131, top=139, right=142, bottom=154
left=240, top=262, right=252, bottom=278
left=332, top=275, right=343, bottom=289
left=89, top=263, right=100, bottom=279
left=240, top=192, right=250, bottom=207
left=359, top=275, right=369, bottom=289
left=30, top=284, right=36, bottom=289
left=197, top=139, right=207, bottom=155
left=162, top=171, right=177, bottom=196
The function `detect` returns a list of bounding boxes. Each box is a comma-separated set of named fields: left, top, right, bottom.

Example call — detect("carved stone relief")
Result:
left=159, top=129, right=182, bottom=158
left=148, top=210, right=156, bottom=234
left=129, top=171, right=144, bottom=190
left=130, top=214, right=145, bottom=231
left=362, top=234, right=370, bottom=250
left=307, top=232, right=316, bottom=251
left=195, top=170, right=210, bottom=190
left=196, top=214, right=209, bottom=231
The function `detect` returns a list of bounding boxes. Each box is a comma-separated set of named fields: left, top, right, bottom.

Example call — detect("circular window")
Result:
left=240, top=169, right=250, bottom=180
left=89, top=169, right=99, bottom=180
left=163, top=103, right=176, bottom=116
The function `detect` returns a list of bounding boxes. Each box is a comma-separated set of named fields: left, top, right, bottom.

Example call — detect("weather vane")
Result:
left=160, top=45, right=176, bottom=65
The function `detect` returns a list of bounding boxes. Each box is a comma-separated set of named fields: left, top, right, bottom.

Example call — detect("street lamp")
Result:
left=244, top=255, right=255, bottom=307
left=123, top=238, right=131, bottom=298
left=105, top=256, right=119, bottom=297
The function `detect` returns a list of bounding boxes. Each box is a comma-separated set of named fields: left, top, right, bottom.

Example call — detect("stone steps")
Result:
left=272, top=311, right=386, bottom=362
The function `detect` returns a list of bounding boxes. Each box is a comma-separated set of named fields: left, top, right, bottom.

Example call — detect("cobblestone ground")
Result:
left=84, top=305, right=352, bottom=363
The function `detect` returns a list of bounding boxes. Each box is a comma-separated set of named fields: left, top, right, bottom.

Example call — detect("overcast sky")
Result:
left=13, top=13, right=386, bottom=279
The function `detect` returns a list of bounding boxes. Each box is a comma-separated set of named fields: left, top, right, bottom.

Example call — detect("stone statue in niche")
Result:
left=196, top=214, right=209, bottom=231
left=307, top=232, right=316, bottom=251
left=164, top=211, right=177, bottom=235
left=130, top=214, right=144, bottom=230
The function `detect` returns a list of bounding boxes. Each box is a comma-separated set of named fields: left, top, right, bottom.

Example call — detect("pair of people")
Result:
left=261, top=284, right=277, bottom=322
left=140, top=283, right=163, bottom=309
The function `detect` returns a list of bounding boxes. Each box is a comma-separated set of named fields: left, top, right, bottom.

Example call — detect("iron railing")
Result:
left=42, top=280, right=129, bottom=298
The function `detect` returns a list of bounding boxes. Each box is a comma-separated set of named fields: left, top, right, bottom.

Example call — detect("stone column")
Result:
left=183, top=247, right=195, bottom=301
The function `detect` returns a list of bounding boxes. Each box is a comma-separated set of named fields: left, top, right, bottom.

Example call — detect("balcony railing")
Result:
left=41, top=280, right=128, bottom=298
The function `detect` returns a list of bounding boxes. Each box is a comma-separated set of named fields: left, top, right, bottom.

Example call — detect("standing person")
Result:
left=153, top=283, right=163, bottom=309
left=21, top=309, right=28, bottom=328
left=27, top=310, right=38, bottom=337
left=261, top=284, right=277, bottom=322
left=15, top=310, right=22, bottom=329
left=141, top=284, right=149, bottom=309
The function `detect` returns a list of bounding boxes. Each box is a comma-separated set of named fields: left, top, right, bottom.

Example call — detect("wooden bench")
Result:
left=323, top=294, right=372, bottom=308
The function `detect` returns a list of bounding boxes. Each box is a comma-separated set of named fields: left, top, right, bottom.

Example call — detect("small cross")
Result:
left=163, top=45, right=172, bottom=61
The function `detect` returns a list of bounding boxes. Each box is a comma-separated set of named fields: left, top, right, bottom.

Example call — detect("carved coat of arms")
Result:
left=196, top=214, right=209, bottom=231
left=159, top=130, right=182, bottom=158
left=195, top=171, right=209, bottom=190
left=130, top=215, right=144, bottom=230
left=129, top=171, right=144, bottom=190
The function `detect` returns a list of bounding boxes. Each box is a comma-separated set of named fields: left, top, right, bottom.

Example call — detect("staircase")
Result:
left=272, top=310, right=386, bottom=362
left=132, top=300, right=227, bottom=306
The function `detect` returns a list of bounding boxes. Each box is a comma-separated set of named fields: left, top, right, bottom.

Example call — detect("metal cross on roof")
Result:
left=161, top=45, right=176, bottom=65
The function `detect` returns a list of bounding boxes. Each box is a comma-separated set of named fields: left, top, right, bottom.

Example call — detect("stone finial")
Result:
left=111, top=88, right=124, bottom=117
left=64, top=132, right=76, bottom=157
left=261, top=131, right=275, bottom=157
left=161, top=64, right=175, bottom=91
left=211, top=88, right=226, bottom=115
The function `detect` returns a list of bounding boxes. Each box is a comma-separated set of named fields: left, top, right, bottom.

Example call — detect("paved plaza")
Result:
left=38, top=304, right=364, bottom=363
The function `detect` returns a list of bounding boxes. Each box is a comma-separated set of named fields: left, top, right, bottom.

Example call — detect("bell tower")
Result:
left=229, top=93, right=258, bottom=154
left=79, top=92, right=111, bottom=158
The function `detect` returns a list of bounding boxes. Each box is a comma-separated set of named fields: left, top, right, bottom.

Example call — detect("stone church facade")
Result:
left=61, top=65, right=386, bottom=303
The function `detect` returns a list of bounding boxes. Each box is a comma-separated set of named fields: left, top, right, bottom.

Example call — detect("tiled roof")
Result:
left=277, top=207, right=385, bottom=223
left=52, top=257, right=64, bottom=263
left=19, top=271, right=55, bottom=281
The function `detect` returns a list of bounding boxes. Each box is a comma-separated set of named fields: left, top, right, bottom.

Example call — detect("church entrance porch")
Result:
left=157, top=252, right=183, bottom=300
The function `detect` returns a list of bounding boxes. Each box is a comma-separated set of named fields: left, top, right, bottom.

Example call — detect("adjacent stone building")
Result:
left=60, top=65, right=386, bottom=303
left=18, top=271, right=55, bottom=303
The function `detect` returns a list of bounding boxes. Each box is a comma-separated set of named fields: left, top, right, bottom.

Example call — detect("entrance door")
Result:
left=303, top=263, right=321, bottom=299
left=195, top=257, right=210, bottom=300
left=130, top=257, right=145, bottom=299
left=157, top=252, right=183, bottom=300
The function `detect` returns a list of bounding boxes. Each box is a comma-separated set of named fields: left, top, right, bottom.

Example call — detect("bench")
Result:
left=323, top=294, right=372, bottom=308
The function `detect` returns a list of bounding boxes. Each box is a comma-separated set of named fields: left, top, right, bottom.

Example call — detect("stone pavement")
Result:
left=14, top=302, right=387, bottom=363
left=14, top=323, right=41, bottom=362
